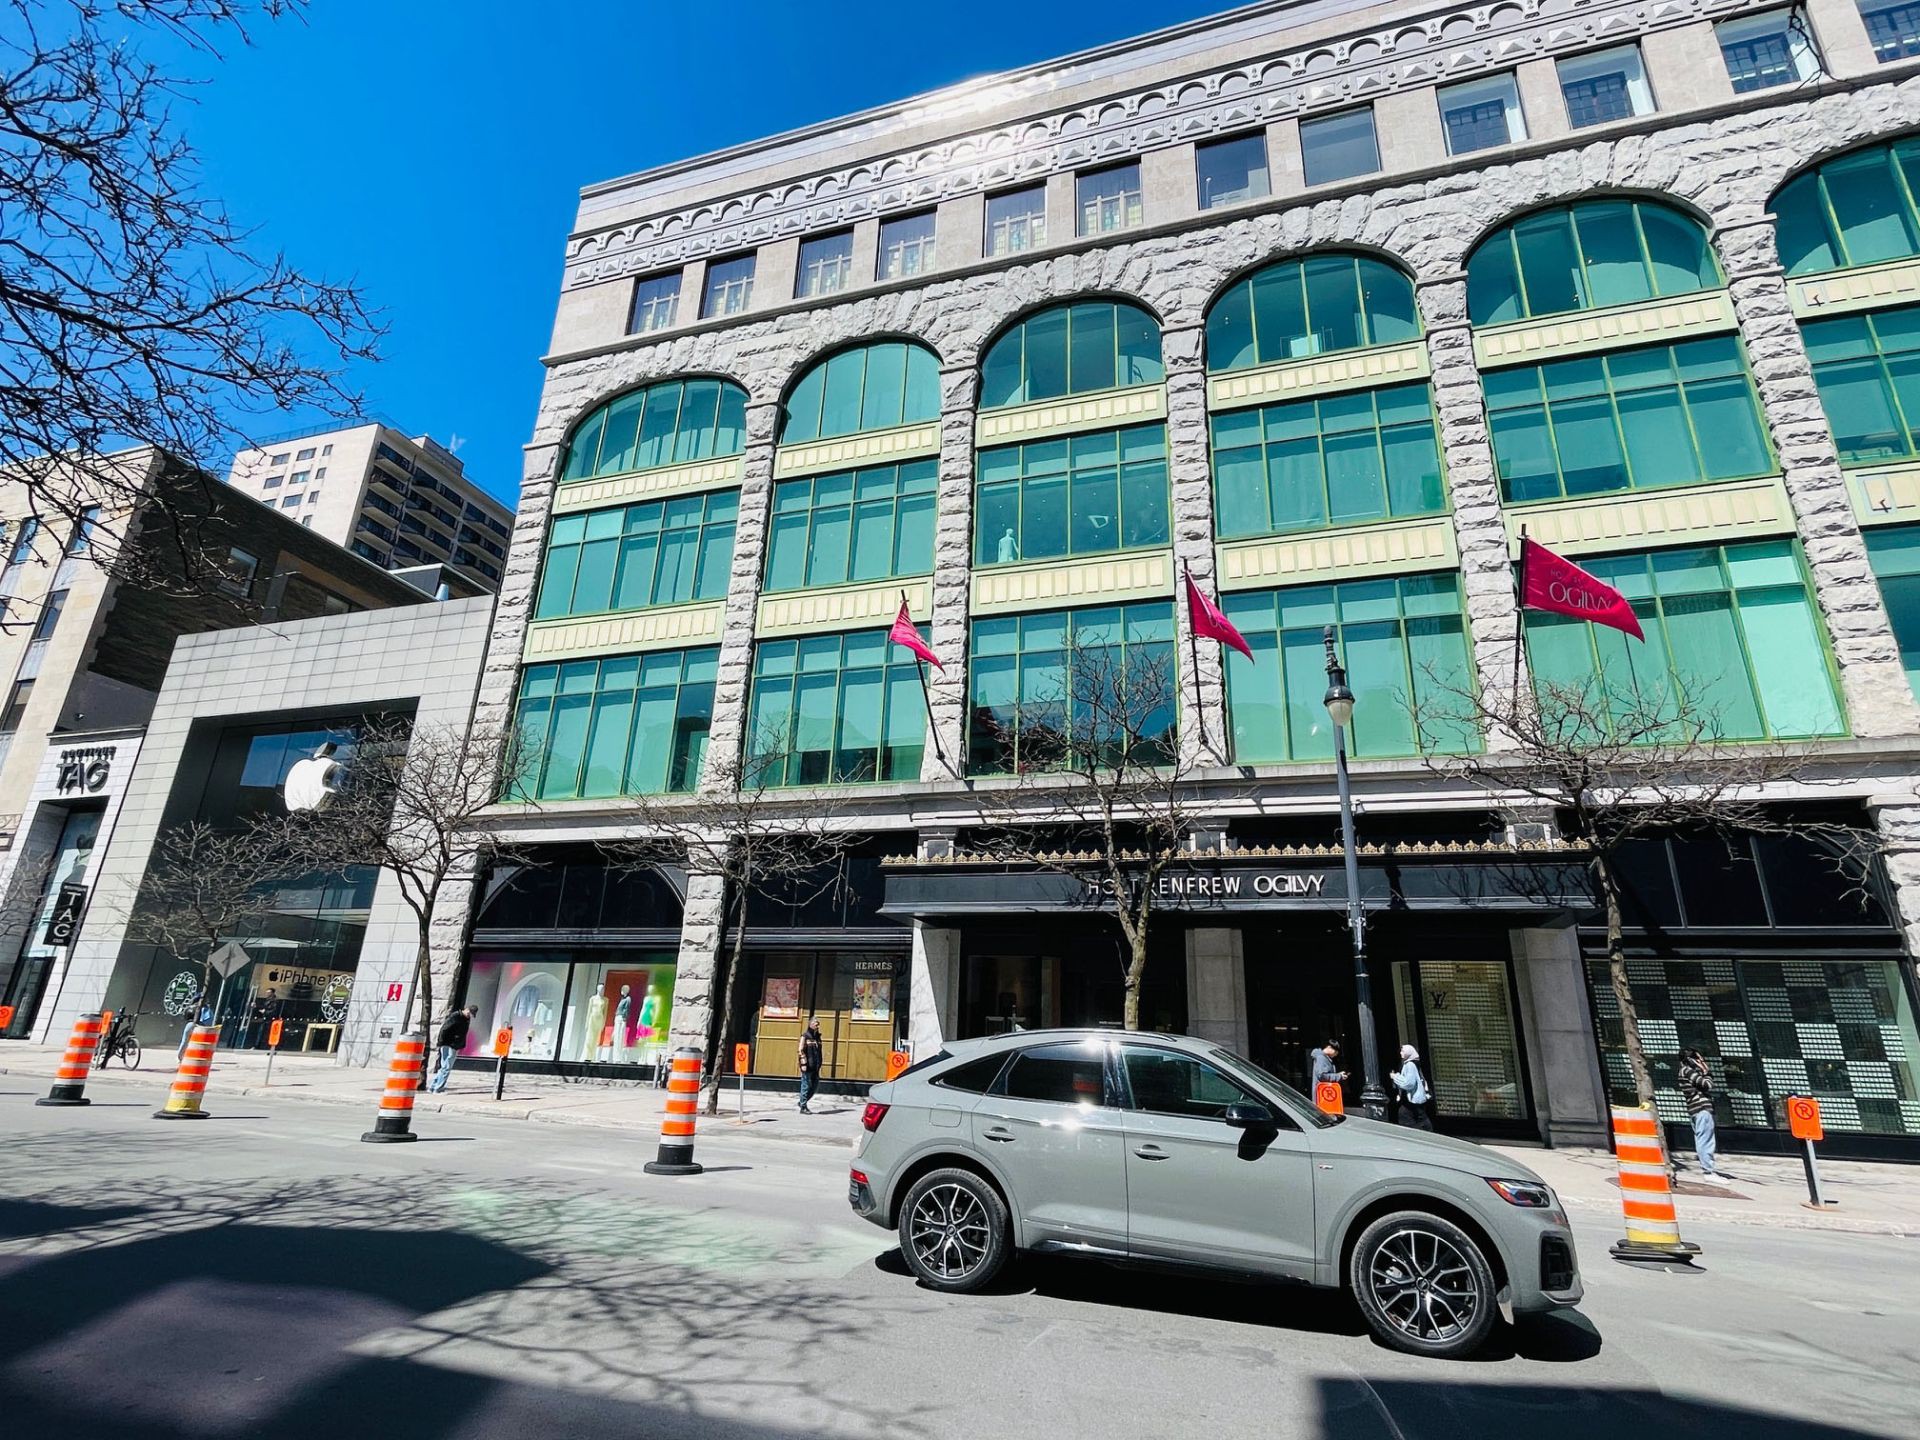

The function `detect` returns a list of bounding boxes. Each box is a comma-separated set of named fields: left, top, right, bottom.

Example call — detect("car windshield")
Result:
left=1210, top=1047, right=1343, bottom=1128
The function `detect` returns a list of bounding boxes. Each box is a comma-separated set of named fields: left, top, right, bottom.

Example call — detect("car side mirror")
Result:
left=1222, top=1101, right=1276, bottom=1131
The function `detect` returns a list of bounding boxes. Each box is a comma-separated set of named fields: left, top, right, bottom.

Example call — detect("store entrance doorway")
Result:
left=1245, top=936, right=1369, bottom=1100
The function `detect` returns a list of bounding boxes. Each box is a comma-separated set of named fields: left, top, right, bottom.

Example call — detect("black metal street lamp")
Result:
left=1324, top=625, right=1389, bottom=1122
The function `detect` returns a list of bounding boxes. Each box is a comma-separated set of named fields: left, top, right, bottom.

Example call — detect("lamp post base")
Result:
left=1359, top=1085, right=1390, bottom=1123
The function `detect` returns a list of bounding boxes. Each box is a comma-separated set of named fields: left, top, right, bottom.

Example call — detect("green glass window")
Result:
left=1221, top=574, right=1479, bottom=762
left=534, top=491, right=737, bottom=620
left=747, top=628, right=928, bottom=786
left=560, top=379, right=748, bottom=483
left=974, top=424, right=1170, bottom=565
left=1802, top=303, right=1920, bottom=465
left=1206, top=254, right=1419, bottom=373
left=979, top=301, right=1164, bottom=410
left=967, top=601, right=1176, bottom=775
left=1774, top=139, right=1920, bottom=277
left=1486, top=337, right=1772, bottom=503
left=1865, top=523, right=1920, bottom=700
left=781, top=341, right=940, bottom=444
left=513, top=648, right=717, bottom=801
left=1210, top=382, right=1444, bottom=539
left=1524, top=540, right=1845, bottom=741
left=765, top=460, right=937, bottom=592
left=1466, top=200, right=1722, bottom=326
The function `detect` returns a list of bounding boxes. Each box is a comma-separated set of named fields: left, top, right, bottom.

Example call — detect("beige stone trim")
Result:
left=1214, top=516, right=1458, bottom=592
left=554, top=455, right=744, bottom=513
left=1848, top=461, right=1920, bottom=526
left=521, top=600, right=726, bottom=662
left=756, top=575, right=933, bottom=636
left=1206, top=342, right=1432, bottom=413
left=974, top=384, right=1167, bottom=448
left=1473, top=291, right=1738, bottom=369
left=1504, top=475, right=1793, bottom=556
left=969, top=549, right=1172, bottom=615
left=772, top=420, right=942, bottom=480
left=1790, top=258, right=1920, bottom=320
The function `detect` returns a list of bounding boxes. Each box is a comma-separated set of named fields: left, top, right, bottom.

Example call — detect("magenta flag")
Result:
left=888, top=601, right=942, bottom=670
left=1184, top=572, right=1254, bottom=662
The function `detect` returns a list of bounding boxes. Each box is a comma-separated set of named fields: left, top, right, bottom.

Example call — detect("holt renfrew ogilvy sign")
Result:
left=1086, top=870, right=1331, bottom=903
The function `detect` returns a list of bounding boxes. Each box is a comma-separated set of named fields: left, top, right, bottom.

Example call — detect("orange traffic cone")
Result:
left=644, top=1047, right=704, bottom=1175
left=37, top=1012, right=106, bottom=1107
left=361, top=1031, right=426, bottom=1143
left=1609, top=1105, right=1701, bottom=1263
left=154, top=1025, right=219, bottom=1119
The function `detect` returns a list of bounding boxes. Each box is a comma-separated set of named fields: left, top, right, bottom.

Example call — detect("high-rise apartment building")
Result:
left=226, top=422, right=514, bottom=593
left=453, top=0, right=1920, bottom=1157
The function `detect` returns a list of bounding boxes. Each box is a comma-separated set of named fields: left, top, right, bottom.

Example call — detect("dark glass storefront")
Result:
left=957, top=921, right=1187, bottom=1036
left=0, top=806, right=102, bottom=1039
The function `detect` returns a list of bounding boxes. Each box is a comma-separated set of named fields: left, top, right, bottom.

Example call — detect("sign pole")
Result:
left=1802, top=1138, right=1826, bottom=1208
left=734, top=1042, right=750, bottom=1117
left=1786, top=1095, right=1834, bottom=1209
left=264, top=1017, right=284, bottom=1087
left=492, top=1025, right=513, bottom=1101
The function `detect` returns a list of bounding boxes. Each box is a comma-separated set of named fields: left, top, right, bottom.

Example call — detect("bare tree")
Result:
left=0, top=1, right=377, bottom=564
left=967, top=638, right=1227, bottom=1031
left=600, top=742, right=858, bottom=1115
left=284, top=715, right=536, bottom=1074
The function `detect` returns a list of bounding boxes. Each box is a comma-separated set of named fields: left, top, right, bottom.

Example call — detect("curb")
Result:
left=1556, top=1191, right=1920, bottom=1238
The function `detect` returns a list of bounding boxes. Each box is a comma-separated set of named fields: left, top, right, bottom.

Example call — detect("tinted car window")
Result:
left=1122, top=1048, right=1255, bottom=1120
left=932, top=1053, right=1007, bottom=1093
left=1000, top=1043, right=1109, bottom=1105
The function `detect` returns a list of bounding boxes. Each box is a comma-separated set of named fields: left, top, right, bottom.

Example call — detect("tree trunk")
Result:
left=412, top=934, right=435, bottom=1090
left=703, top=886, right=749, bottom=1116
left=1595, top=853, right=1656, bottom=1109
left=1120, top=898, right=1150, bottom=1032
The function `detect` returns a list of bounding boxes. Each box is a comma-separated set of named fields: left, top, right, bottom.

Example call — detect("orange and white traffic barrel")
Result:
left=361, top=1030, right=426, bottom=1144
left=36, top=1012, right=107, bottom=1107
left=644, top=1047, right=705, bottom=1176
left=153, top=1025, right=220, bottom=1120
left=1609, top=1104, right=1700, bottom=1262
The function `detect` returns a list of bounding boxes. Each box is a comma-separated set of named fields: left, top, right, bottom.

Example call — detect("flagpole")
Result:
left=1182, top=564, right=1214, bottom=762
left=1511, top=525, right=1528, bottom=701
left=902, top=589, right=954, bottom=776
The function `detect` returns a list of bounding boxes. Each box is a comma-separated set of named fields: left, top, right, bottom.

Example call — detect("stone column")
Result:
left=701, top=398, right=781, bottom=789
left=1718, top=216, right=1920, bottom=738
left=667, top=865, right=728, bottom=1058
left=1164, top=322, right=1229, bottom=767
left=475, top=438, right=564, bottom=733
left=1868, top=793, right=1920, bottom=960
left=921, top=365, right=978, bottom=781
left=908, top=921, right=960, bottom=1060
left=1184, top=927, right=1249, bottom=1055
left=1510, top=926, right=1610, bottom=1148
left=1419, top=274, right=1525, bottom=749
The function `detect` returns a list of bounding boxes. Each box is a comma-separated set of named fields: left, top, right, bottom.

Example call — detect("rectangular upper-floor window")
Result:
left=295, top=447, right=316, bottom=462
left=766, top=459, right=936, bottom=593
left=1300, top=107, right=1381, bottom=187
left=1077, top=162, right=1143, bottom=237
left=1717, top=8, right=1822, bottom=91
left=974, top=424, right=1170, bottom=566
left=1438, top=73, right=1527, bottom=156
left=290, top=470, right=309, bottom=485
left=796, top=230, right=855, bottom=299
left=31, top=589, right=66, bottom=642
left=534, top=490, right=737, bottom=620
left=701, top=254, right=756, bottom=318
left=0, top=679, right=33, bottom=733
left=263, top=473, right=283, bottom=489
left=1557, top=45, right=1654, bottom=129
left=1211, top=382, right=1444, bottom=541
left=1801, top=303, right=1920, bottom=464
left=67, top=504, right=101, bottom=556
left=1865, top=522, right=1920, bottom=698
left=747, top=628, right=927, bottom=787
left=513, top=647, right=716, bottom=801
left=1485, top=337, right=1773, bottom=504
left=1196, top=133, right=1271, bottom=210
left=629, top=270, right=682, bottom=333
left=968, top=600, right=1175, bottom=776
left=1860, top=0, right=1920, bottom=60
left=878, top=211, right=937, bottom=280
left=986, top=185, right=1047, bottom=257
left=1222, top=573, right=1479, bottom=763
left=1525, top=540, right=1845, bottom=741
left=280, top=495, right=301, bottom=510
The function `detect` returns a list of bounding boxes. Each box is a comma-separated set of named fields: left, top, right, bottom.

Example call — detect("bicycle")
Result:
left=94, top=1011, right=142, bottom=1071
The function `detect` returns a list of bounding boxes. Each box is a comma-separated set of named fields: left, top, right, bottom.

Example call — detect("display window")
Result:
left=462, top=949, right=677, bottom=1067
left=737, top=950, right=909, bottom=1082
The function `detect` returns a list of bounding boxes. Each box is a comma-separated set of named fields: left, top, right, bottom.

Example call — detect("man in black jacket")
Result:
left=427, top=1005, right=477, bottom=1093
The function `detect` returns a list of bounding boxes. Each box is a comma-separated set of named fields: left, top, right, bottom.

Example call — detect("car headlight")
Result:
left=1486, top=1178, right=1555, bottom=1208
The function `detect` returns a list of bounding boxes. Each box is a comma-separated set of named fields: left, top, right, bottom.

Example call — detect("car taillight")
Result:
left=849, top=1168, right=869, bottom=1187
left=861, top=1102, right=889, bottom=1132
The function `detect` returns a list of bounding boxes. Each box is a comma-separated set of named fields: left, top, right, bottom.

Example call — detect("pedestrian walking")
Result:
left=1308, top=1040, right=1346, bottom=1090
left=1391, top=1043, right=1435, bottom=1130
left=797, top=1017, right=824, bottom=1114
left=426, top=1004, right=477, bottom=1093
left=1681, top=1048, right=1722, bottom=1180
left=177, top=1001, right=213, bottom=1061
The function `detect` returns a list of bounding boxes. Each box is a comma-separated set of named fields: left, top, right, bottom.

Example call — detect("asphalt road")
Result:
left=0, top=1086, right=1915, bottom=1440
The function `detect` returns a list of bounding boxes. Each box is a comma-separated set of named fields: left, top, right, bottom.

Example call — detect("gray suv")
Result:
left=849, top=1030, right=1582, bottom=1358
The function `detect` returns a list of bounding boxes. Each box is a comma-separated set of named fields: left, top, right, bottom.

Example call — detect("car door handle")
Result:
left=983, top=1126, right=1015, bottom=1142
left=1133, top=1145, right=1170, bottom=1160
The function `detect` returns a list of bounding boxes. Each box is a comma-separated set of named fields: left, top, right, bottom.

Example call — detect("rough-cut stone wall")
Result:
left=666, top=867, right=727, bottom=1058
left=1164, top=321, right=1229, bottom=767
left=703, top=399, right=780, bottom=789
left=922, top=365, right=977, bottom=781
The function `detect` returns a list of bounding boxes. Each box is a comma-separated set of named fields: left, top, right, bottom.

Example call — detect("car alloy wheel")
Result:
left=908, top=1181, right=992, bottom=1282
left=1366, top=1225, right=1481, bottom=1344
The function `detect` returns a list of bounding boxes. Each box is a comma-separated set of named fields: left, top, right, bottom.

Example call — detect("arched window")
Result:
left=1206, top=255, right=1419, bottom=372
left=1774, top=139, right=1920, bottom=277
left=560, top=378, right=748, bottom=483
left=781, top=341, right=939, bottom=444
left=979, top=300, right=1163, bottom=410
left=1466, top=200, right=1722, bottom=327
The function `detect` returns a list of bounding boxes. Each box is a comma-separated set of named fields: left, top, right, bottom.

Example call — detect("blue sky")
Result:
left=170, top=0, right=1226, bottom=505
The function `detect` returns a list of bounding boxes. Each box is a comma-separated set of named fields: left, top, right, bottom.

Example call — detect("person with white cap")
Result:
left=1391, top=1043, right=1435, bottom=1130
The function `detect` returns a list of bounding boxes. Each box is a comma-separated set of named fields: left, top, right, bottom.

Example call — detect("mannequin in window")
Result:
left=637, top=983, right=661, bottom=1040
left=581, top=989, right=608, bottom=1063
left=613, top=984, right=633, bottom=1060
left=996, top=528, right=1018, bottom=563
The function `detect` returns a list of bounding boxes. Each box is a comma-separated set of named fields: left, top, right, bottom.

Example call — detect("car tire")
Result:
left=1348, top=1209, right=1499, bottom=1359
left=897, top=1167, right=1011, bottom=1293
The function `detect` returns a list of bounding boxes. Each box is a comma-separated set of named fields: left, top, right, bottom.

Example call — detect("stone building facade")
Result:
left=458, top=0, right=1920, bottom=1155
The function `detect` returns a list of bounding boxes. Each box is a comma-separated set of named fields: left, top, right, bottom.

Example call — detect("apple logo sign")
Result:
left=283, top=742, right=342, bottom=812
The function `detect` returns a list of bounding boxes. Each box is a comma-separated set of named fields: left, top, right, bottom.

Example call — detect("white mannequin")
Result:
left=997, top=527, right=1017, bottom=563
left=582, top=990, right=608, bottom=1062
left=614, top=984, right=633, bottom=1061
